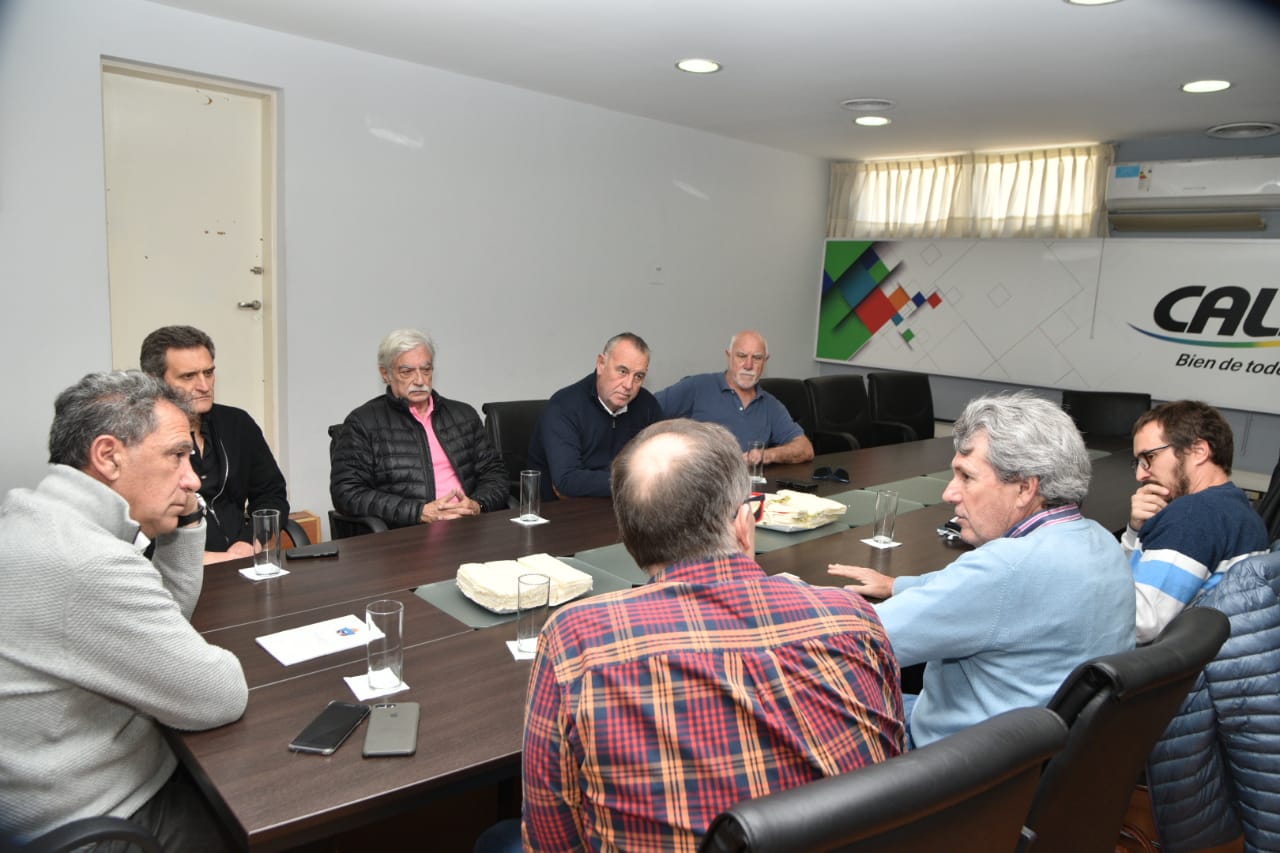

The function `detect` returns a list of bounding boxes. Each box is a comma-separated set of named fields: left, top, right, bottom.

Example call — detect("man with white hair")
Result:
left=655, top=329, right=814, bottom=464
left=831, top=391, right=1134, bottom=747
left=330, top=329, right=508, bottom=528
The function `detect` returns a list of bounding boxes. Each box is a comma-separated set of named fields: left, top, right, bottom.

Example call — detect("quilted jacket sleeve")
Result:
left=1147, top=554, right=1280, bottom=853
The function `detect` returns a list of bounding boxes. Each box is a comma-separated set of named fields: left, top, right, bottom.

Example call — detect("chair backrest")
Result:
left=12, top=816, right=163, bottom=853
left=482, top=400, right=549, bottom=497
left=1023, top=606, right=1231, bottom=853
left=866, top=371, right=934, bottom=441
left=803, top=375, right=873, bottom=448
left=757, top=377, right=816, bottom=437
left=1255, top=451, right=1280, bottom=542
left=699, top=706, right=1067, bottom=853
left=1060, top=390, right=1151, bottom=439
left=326, top=422, right=389, bottom=539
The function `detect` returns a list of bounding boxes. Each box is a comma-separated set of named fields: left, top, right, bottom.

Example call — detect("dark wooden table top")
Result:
left=172, top=436, right=1140, bottom=849
left=170, top=627, right=531, bottom=852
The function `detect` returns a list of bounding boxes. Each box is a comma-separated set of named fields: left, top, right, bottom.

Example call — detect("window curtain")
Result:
left=827, top=144, right=1113, bottom=240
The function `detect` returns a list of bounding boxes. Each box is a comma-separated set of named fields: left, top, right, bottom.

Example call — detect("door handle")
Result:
left=237, top=300, right=262, bottom=310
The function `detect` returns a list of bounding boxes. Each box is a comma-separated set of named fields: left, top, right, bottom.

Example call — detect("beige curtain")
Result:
left=827, top=144, right=1113, bottom=239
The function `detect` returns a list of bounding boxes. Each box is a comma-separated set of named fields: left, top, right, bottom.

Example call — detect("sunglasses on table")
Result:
left=812, top=466, right=850, bottom=484
left=744, top=492, right=766, bottom=522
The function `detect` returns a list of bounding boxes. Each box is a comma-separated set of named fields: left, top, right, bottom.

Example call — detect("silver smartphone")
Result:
left=362, top=702, right=420, bottom=757
left=288, top=701, right=370, bottom=755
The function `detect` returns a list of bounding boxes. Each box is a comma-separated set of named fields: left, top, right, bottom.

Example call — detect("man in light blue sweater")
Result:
left=830, top=391, right=1134, bottom=747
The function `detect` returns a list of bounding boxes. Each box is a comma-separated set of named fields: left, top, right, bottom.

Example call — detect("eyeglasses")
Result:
left=394, top=365, right=434, bottom=379
left=744, top=492, right=765, bottom=522
left=1131, top=444, right=1172, bottom=471
left=812, top=466, right=850, bottom=484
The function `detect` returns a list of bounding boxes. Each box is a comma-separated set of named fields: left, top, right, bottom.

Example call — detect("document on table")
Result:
left=256, top=614, right=383, bottom=666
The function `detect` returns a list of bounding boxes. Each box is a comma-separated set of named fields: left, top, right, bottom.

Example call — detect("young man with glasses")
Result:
left=330, top=328, right=508, bottom=527
left=1126, top=400, right=1268, bottom=643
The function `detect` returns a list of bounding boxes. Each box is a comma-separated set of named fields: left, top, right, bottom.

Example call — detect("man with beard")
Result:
left=1126, top=400, right=1268, bottom=643
left=330, top=329, right=508, bottom=528
left=655, top=329, right=814, bottom=464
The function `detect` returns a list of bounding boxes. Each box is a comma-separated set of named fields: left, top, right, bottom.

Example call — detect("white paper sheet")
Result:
left=256, top=614, right=382, bottom=666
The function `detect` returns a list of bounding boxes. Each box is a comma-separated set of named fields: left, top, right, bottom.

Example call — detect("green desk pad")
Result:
left=868, top=476, right=950, bottom=506
left=571, top=543, right=649, bottom=586
left=1089, top=448, right=1112, bottom=461
left=824, top=489, right=926, bottom=527
left=753, top=520, right=852, bottom=554
left=413, top=557, right=632, bottom=629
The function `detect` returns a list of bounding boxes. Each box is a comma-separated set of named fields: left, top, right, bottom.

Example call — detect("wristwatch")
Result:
left=178, top=493, right=207, bottom=527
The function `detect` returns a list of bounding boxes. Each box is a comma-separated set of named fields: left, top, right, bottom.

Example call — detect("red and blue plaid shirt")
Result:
left=522, top=553, right=905, bottom=852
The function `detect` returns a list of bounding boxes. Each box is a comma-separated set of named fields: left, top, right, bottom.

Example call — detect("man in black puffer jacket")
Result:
left=330, top=329, right=508, bottom=529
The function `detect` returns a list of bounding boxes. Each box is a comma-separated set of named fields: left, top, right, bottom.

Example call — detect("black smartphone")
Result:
left=286, top=542, right=340, bottom=560
left=288, top=701, right=369, bottom=755
left=362, top=702, right=420, bottom=757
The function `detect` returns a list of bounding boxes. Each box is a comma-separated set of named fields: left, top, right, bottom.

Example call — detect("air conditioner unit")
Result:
left=1105, top=156, right=1280, bottom=211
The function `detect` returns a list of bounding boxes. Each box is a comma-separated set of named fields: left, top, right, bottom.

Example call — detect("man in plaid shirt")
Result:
left=519, top=419, right=905, bottom=852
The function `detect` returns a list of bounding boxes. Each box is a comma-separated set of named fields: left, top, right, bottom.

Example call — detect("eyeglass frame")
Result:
left=812, top=466, right=850, bottom=484
left=743, top=492, right=765, bottom=522
left=1131, top=443, right=1172, bottom=471
left=393, top=364, right=434, bottom=379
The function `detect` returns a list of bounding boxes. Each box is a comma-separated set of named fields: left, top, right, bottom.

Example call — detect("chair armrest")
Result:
left=25, top=816, right=163, bottom=853
left=872, top=419, right=918, bottom=444
left=328, top=510, right=389, bottom=539
left=283, top=517, right=312, bottom=547
left=812, top=430, right=860, bottom=454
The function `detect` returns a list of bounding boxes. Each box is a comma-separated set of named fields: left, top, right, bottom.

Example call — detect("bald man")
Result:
left=517, top=419, right=902, bottom=850
left=655, top=329, right=814, bottom=465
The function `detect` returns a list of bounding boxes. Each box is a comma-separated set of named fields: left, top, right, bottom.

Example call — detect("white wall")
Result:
left=0, top=0, right=829, bottom=525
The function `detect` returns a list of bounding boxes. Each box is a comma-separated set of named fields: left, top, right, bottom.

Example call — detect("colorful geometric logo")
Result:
left=817, top=241, right=943, bottom=361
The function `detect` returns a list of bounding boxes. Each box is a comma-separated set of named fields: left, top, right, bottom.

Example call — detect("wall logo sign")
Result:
left=1130, top=285, right=1280, bottom=348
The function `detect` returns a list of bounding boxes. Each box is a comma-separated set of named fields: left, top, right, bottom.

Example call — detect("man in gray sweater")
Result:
left=0, top=371, right=248, bottom=849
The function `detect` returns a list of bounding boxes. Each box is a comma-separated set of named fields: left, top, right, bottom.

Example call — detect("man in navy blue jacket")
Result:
left=527, top=332, right=663, bottom=500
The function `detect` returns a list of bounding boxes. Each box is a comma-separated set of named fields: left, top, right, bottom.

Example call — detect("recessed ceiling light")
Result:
left=1063, top=0, right=1123, bottom=5
left=1206, top=121, right=1280, bottom=139
left=1182, top=79, right=1231, bottom=94
left=676, top=58, right=721, bottom=74
left=841, top=98, right=895, bottom=112
left=854, top=116, right=891, bottom=127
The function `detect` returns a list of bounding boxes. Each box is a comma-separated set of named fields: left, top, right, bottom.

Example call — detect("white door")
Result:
left=103, top=64, right=278, bottom=440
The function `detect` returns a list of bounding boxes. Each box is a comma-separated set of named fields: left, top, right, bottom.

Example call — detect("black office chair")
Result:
left=758, top=377, right=856, bottom=454
left=866, top=371, right=935, bottom=442
left=326, top=423, right=390, bottom=539
left=699, top=706, right=1067, bottom=853
left=482, top=399, right=549, bottom=501
left=1255, top=450, right=1280, bottom=542
left=282, top=516, right=311, bottom=548
left=1059, top=390, right=1152, bottom=439
left=804, top=375, right=914, bottom=450
left=5, top=816, right=163, bottom=852
left=1019, top=606, right=1231, bottom=853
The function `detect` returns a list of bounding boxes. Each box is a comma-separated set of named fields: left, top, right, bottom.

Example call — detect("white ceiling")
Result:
left=149, top=0, right=1280, bottom=161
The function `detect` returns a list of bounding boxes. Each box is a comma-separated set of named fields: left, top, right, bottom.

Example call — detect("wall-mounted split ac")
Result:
left=1106, top=156, right=1280, bottom=232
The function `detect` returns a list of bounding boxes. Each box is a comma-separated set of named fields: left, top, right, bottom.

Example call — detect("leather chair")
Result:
left=326, top=423, right=390, bottom=539
left=803, top=375, right=914, bottom=450
left=1059, top=390, right=1152, bottom=439
left=1019, top=606, right=1231, bottom=853
left=699, top=706, right=1067, bottom=853
left=758, top=377, right=856, bottom=454
left=5, top=816, right=163, bottom=852
left=482, top=399, right=549, bottom=501
left=866, top=371, right=934, bottom=442
left=1255, top=451, right=1280, bottom=542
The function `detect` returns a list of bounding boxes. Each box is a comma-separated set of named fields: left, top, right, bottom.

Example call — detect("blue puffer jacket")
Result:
left=1145, top=545, right=1280, bottom=853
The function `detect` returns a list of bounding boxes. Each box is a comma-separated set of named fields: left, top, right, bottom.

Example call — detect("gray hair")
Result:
left=602, top=332, right=650, bottom=358
left=952, top=391, right=1090, bottom=507
left=139, top=325, right=215, bottom=378
left=728, top=330, right=769, bottom=356
left=612, top=419, right=748, bottom=570
left=49, top=371, right=191, bottom=469
left=377, top=329, right=435, bottom=374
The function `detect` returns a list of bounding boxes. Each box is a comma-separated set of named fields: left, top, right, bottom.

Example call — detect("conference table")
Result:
left=171, top=436, right=1137, bottom=850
